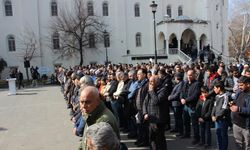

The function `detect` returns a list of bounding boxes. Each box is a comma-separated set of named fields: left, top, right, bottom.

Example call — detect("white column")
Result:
left=166, top=39, right=169, bottom=55
left=197, top=40, right=200, bottom=52
left=178, top=39, right=181, bottom=51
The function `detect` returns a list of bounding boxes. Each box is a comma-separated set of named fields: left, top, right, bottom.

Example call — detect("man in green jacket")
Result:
left=79, top=86, right=120, bottom=150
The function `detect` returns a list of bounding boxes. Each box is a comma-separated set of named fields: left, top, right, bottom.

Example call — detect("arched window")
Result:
left=51, top=0, right=58, bottom=16
left=102, top=2, right=108, bottom=16
left=87, top=2, right=94, bottom=16
left=7, top=35, right=15, bottom=51
left=4, top=0, right=13, bottom=16
left=104, top=32, right=110, bottom=47
left=52, top=32, right=60, bottom=49
left=89, top=34, right=95, bottom=48
left=178, top=6, right=183, bottom=16
left=136, top=33, right=141, bottom=47
left=134, top=4, right=140, bottom=17
left=167, top=5, right=171, bottom=18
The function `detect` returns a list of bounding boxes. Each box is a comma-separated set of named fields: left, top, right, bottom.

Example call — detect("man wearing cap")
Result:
left=230, top=76, right=250, bottom=150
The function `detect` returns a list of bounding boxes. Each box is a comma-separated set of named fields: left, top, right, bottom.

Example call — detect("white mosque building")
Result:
left=0, top=0, right=228, bottom=78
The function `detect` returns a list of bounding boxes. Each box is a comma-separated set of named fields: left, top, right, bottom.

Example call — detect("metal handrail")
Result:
left=169, top=48, right=178, bottom=55
left=178, top=49, right=192, bottom=64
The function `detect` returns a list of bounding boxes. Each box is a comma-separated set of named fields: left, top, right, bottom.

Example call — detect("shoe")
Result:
left=191, top=139, right=200, bottom=145
left=134, top=140, right=141, bottom=145
left=204, top=144, right=211, bottom=149
left=127, top=133, right=137, bottom=139
left=180, top=135, right=190, bottom=139
left=175, top=133, right=183, bottom=137
left=137, top=142, right=149, bottom=147
left=170, top=129, right=178, bottom=133
left=198, top=142, right=204, bottom=146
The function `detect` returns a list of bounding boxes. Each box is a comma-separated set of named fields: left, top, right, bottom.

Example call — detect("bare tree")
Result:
left=17, top=27, right=39, bottom=80
left=228, top=0, right=250, bottom=62
left=50, top=0, right=106, bottom=66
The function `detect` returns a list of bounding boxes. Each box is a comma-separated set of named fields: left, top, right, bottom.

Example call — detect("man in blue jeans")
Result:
left=180, top=69, right=201, bottom=145
left=212, top=81, right=229, bottom=150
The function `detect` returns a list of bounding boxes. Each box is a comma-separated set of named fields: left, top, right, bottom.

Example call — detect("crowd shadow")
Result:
left=17, top=92, right=37, bottom=95
left=0, top=127, right=8, bottom=132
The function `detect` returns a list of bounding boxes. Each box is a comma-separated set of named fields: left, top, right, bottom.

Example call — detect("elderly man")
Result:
left=143, top=75, right=168, bottom=150
left=86, top=122, right=120, bottom=150
left=79, top=86, right=119, bottom=150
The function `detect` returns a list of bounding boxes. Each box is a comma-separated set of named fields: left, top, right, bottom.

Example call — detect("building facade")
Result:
left=0, top=0, right=228, bottom=78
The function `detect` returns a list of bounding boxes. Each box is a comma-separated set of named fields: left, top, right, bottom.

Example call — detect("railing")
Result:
left=178, top=49, right=192, bottom=64
left=169, top=48, right=178, bottom=55
left=158, top=49, right=166, bottom=55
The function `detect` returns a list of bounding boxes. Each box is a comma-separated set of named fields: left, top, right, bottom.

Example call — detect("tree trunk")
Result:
left=79, top=42, right=83, bottom=66
left=25, top=67, right=30, bottom=81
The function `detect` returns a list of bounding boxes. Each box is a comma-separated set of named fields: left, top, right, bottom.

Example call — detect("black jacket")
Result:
left=180, top=80, right=201, bottom=107
left=143, top=85, right=168, bottom=123
left=196, top=97, right=214, bottom=121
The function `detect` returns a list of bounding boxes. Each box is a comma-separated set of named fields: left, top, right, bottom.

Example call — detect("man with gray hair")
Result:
left=86, top=122, right=120, bottom=150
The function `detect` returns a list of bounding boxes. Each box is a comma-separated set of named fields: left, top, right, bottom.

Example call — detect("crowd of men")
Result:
left=56, top=61, right=250, bottom=150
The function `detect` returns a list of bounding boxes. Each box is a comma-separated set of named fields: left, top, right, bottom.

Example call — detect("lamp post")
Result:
left=150, top=1, right=158, bottom=64
left=103, top=30, right=108, bottom=64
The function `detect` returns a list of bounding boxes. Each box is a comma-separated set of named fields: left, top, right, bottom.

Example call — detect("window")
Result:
left=7, top=35, right=15, bottom=51
left=216, top=4, right=219, bottom=11
left=102, top=2, right=108, bottom=16
left=52, top=32, right=60, bottom=49
left=134, top=4, right=140, bottom=17
left=167, top=5, right=171, bottom=18
left=216, top=23, right=219, bottom=29
left=51, top=0, right=58, bottom=16
left=4, top=0, right=13, bottom=16
left=178, top=6, right=183, bottom=16
left=136, top=33, right=141, bottom=47
left=89, top=34, right=95, bottom=48
left=87, top=2, right=94, bottom=16
left=104, top=33, right=110, bottom=47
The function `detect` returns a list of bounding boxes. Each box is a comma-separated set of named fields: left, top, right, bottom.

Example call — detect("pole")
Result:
left=153, top=12, right=157, bottom=64
left=105, top=46, right=108, bottom=64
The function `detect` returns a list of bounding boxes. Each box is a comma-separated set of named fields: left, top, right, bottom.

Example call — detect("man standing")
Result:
left=230, top=76, right=250, bottom=150
left=16, top=69, right=24, bottom=89
left=79, top=86, right=119, bottom=150
left=143, top=76, right=168, bottom=150
left=135, top=68, right=149, bottom=147
left=180, top=69, right=201, bottom=145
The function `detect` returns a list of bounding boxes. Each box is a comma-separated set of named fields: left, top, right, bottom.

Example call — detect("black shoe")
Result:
left=127, top=133, right=137, bottom=139
left=180, top=135, right=190, bottom=139
left=191, top=139, right=200, bottom=145
left=137, top=142, right=149, bottom=147
left=134, top=140, right=141, bottom=145
left=204, top=144, right=211, bottom=149
left=175, top=133, right=183, bottom=137
left=198, top=142, right=204, bottom=146
left=170, top=129, right=178, bottom=133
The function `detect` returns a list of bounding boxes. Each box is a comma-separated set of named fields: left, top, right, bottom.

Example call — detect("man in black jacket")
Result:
left=16, top=69, right=24, bottom=89
left=135, top=68, right=149, bottom=147
left=180, top=69, right=201, bottom=145
left=143, top=75, right=168, bottom=150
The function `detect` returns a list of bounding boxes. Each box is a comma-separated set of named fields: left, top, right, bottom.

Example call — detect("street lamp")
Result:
left=150, top=1, right=158, bottom=64
left=103, top=30, right=108, bottom=64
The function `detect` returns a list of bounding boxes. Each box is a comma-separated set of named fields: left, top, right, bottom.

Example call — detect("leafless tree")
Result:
left=17, top=27, right=39, bottom=80
left=17, top=27, right=39, bottom=62
left=228, top=0, right=250, bottom=62
left=50, top=0, right=106, bottom=66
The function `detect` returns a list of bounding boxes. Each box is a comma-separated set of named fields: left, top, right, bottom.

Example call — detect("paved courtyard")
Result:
left=0, top=86, right=237, bottom=150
